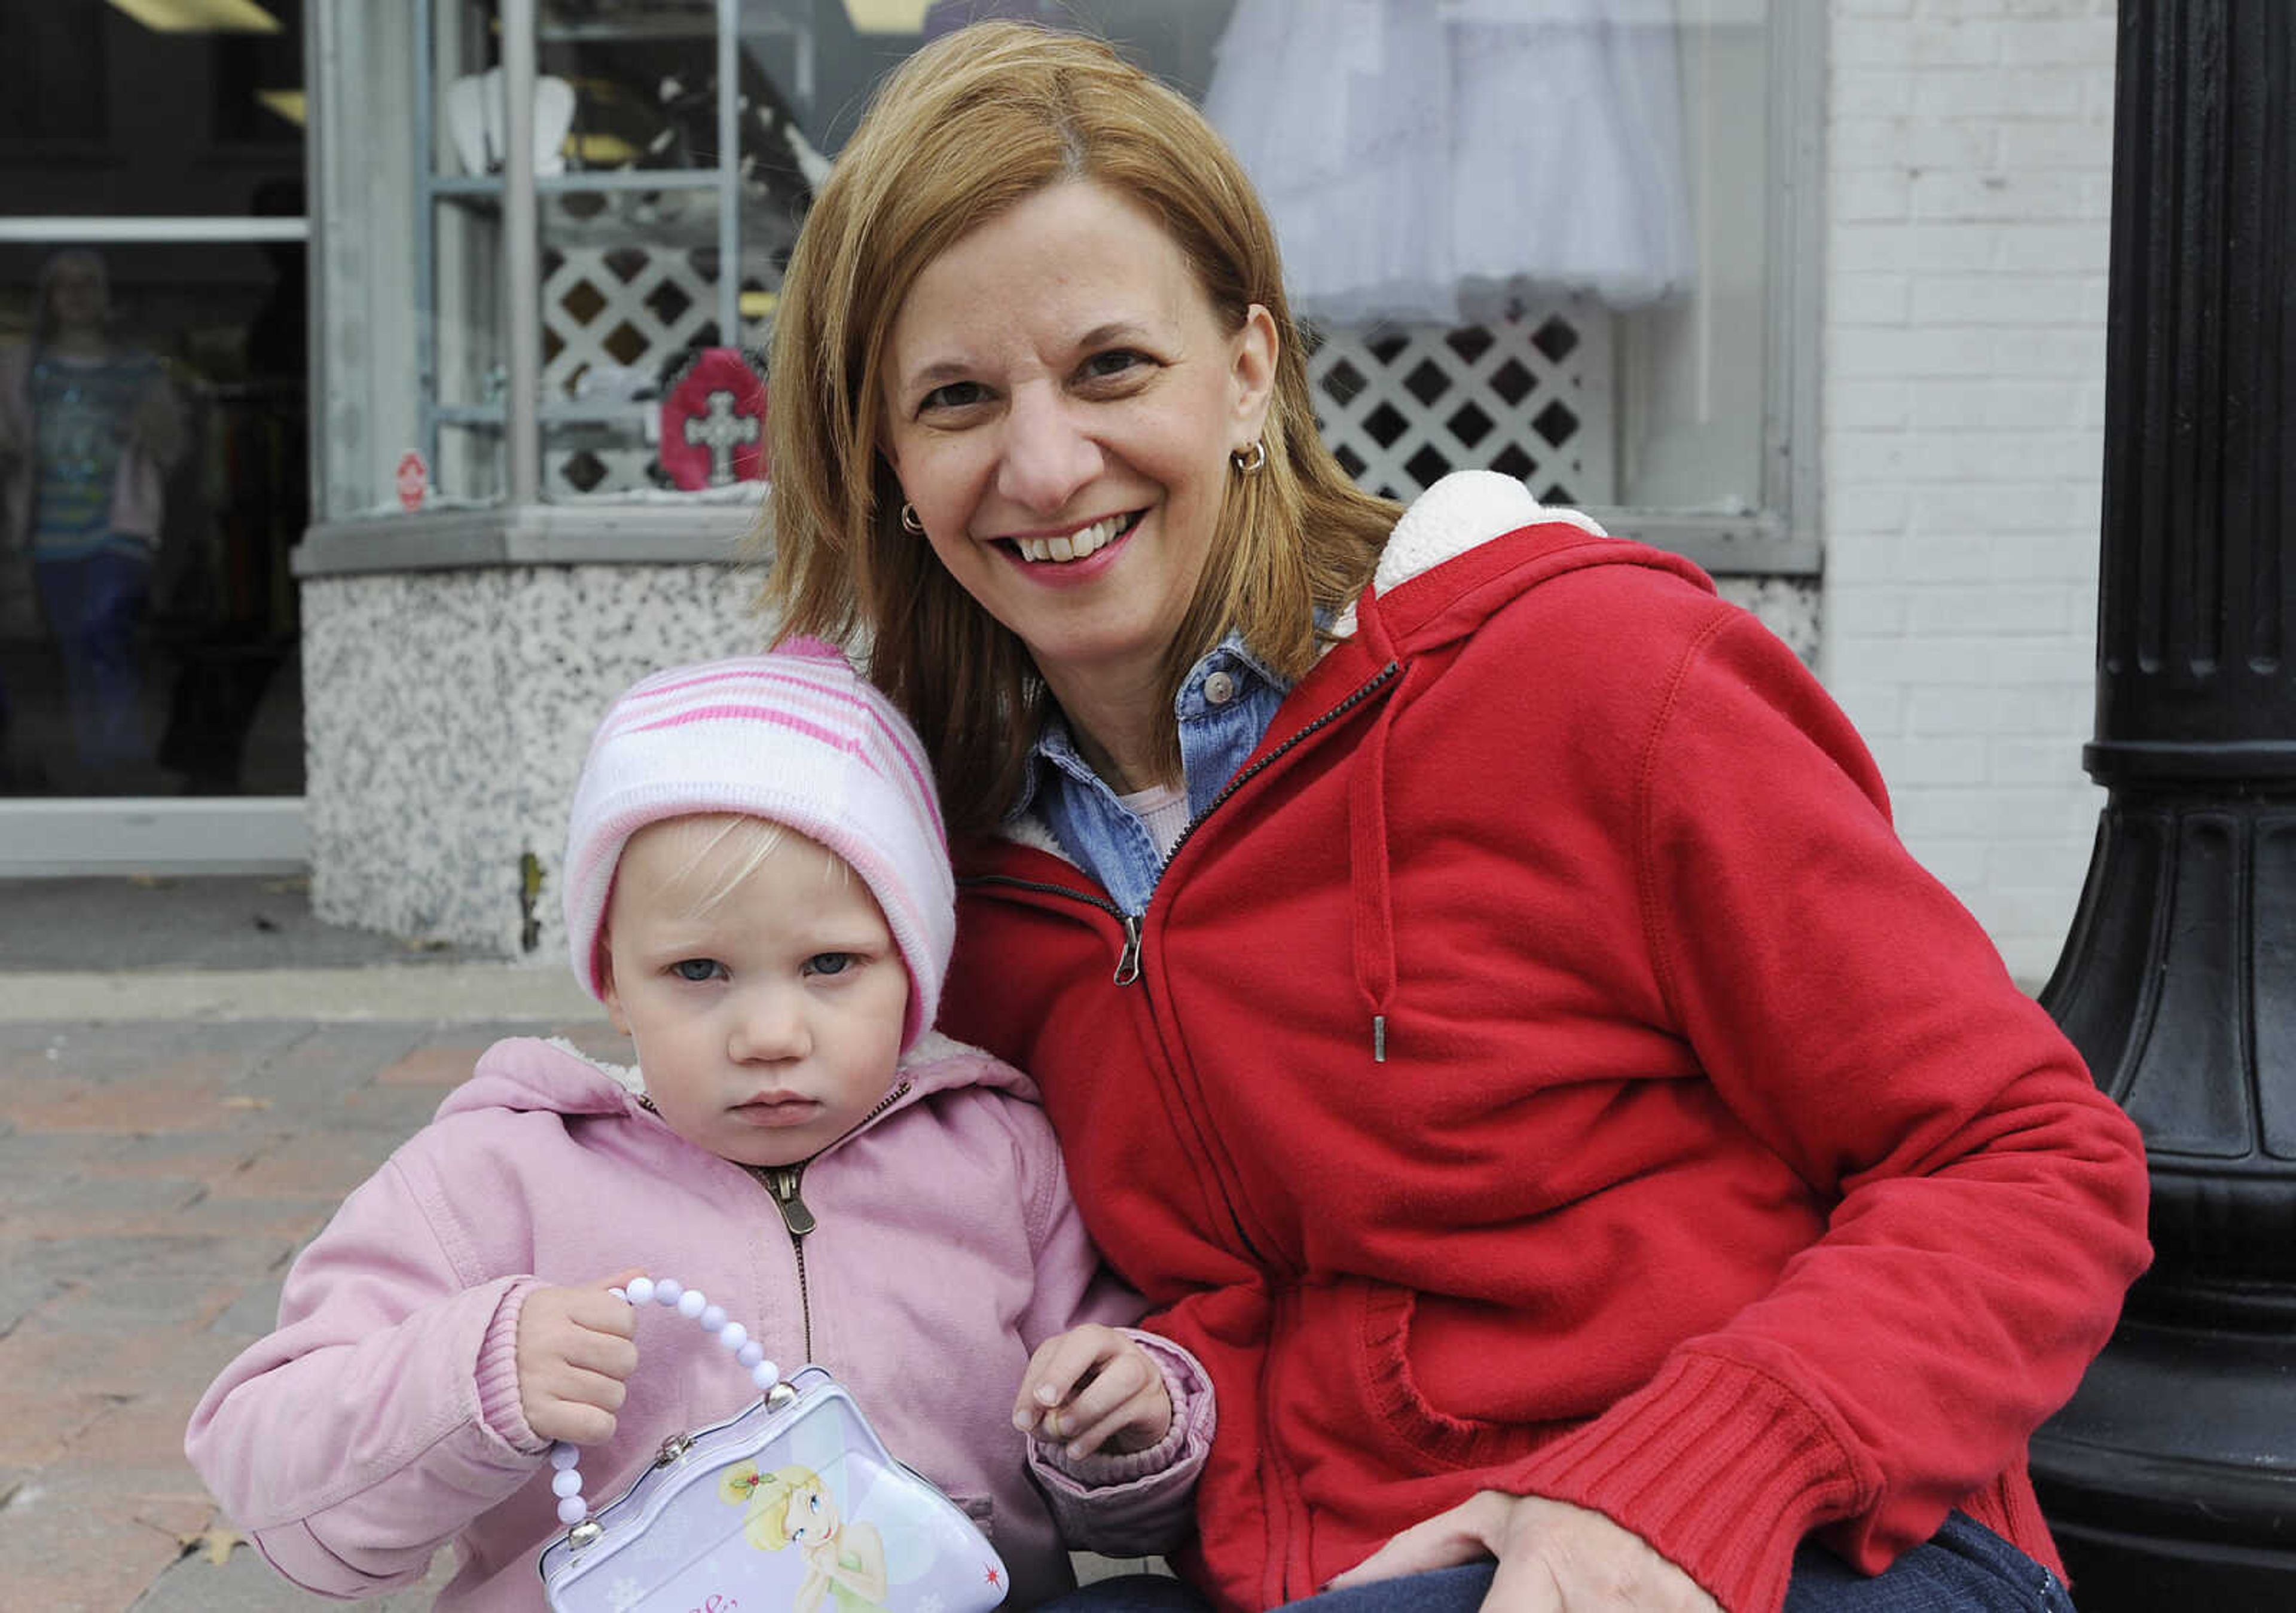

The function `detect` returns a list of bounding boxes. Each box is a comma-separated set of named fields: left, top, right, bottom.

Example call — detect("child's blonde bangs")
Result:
left=636, top=814, right=864, bottom=925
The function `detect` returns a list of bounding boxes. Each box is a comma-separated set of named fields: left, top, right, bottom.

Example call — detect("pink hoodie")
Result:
left=185, top=1034, right=1209, bottom=1609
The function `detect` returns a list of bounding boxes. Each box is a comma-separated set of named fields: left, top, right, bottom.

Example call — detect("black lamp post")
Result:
left=2031, top=2, right=2296, bottom=1606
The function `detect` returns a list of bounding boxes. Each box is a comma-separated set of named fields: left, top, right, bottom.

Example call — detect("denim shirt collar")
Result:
left=1008, top=632, right=1289, bottom=820
left=1004, top=631, right=1295, bottom=912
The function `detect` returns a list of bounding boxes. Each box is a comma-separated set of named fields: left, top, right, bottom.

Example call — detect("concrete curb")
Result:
left=0, top=964, right=600, bottom=1024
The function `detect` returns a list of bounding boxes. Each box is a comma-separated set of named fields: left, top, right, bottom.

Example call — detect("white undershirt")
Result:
left=1116, top=781, right=1191, bottom=860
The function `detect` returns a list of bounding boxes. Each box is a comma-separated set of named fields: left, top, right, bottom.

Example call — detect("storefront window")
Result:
left=316, top=0, right=1809, bottom=570
left=0, top=1, right=306, bottom=801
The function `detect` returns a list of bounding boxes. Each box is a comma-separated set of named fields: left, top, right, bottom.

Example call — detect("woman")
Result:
left=761, top=22, right=2150, bottom=1613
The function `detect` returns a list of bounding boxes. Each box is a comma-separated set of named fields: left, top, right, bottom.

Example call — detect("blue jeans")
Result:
left=1045, top=1514, right=2074, bottom=1612
left=33, top=546, right=152, bottom=772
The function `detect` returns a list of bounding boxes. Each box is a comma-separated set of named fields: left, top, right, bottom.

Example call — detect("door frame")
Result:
left=3, top=214, right=312, bottom=876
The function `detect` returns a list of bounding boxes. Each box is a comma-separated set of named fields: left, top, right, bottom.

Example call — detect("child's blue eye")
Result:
left=671, top=958, right=723, bottom=983
left=806, top=952, right=853, bottom=977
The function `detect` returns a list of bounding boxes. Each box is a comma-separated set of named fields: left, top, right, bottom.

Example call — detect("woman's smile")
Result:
left=997, top=510, right=1145, bottom=575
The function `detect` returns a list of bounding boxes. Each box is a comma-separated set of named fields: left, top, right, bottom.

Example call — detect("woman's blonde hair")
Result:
left=760, top=20, right=1397, bottom=836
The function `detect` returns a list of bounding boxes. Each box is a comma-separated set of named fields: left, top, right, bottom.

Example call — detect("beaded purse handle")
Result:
left=545, top=1274, right=781, bottom=1527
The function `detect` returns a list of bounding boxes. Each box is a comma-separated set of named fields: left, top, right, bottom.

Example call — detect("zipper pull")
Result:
left=760, top=1164, right=817, bottom=1238
left=1113, top=914, right=1143, bottom=986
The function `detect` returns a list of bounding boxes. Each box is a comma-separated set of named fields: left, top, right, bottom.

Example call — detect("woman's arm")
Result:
left=1335, top=596, right=2145, bottom=1613
left=1484, top=603, right=2148, bottom=1609
left=183, top=1159, right=551, bottom=1596
left=129, top=363, right=188, bottom=469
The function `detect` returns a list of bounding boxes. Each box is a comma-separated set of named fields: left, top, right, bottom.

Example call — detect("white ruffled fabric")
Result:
left=1202, top=0, right=1696, bottom=324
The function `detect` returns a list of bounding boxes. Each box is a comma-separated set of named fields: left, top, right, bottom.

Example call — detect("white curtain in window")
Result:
left=1203, top=0, right=1696, bottom=325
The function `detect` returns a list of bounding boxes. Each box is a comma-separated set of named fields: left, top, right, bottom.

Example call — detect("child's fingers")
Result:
left=1012, top=1327, right=1119, bottom=1431
left=555, top=1322, right=640, bottom=1382
left=1040, top=1348, right=1168, bottom=1456
left=529, top=1392, right=620, bottom=1447
left=1055, top=1385, right=1166, bottom=1459
left=521, top=1353, right=631, bottom=1446
left=563, top=1288, right=641, bottom=1340
left=529, top=1359, right=631, bottom=1416
left=561, top=1273, right=645, bottom=1337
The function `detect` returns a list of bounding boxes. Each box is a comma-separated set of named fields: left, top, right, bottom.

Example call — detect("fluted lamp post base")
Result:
left=2034, top=1316, right=2296, bottom=1610
left=2034, top=786, right=2296, bottom=1612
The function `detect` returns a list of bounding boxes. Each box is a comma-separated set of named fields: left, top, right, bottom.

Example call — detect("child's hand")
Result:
left=517, top=1271, right=643, bottom=1445
left=1012, top=1324, right=1171, bottom=1459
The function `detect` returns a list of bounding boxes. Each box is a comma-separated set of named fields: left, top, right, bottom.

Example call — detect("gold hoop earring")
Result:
left=900, top=502, right=924, bottom=534
left=1231, top=439, right=1266, bottom=475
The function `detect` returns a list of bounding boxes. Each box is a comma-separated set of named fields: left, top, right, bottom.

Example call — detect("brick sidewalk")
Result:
left=0, top=1009, right=628, bottom=1612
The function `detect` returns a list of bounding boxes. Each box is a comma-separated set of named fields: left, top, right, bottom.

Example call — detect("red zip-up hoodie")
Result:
left=941, top=473, right=2151, bottom=1613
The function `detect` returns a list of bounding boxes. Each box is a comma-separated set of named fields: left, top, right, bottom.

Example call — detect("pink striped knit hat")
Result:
left=562, top=641, right=953, bottom=1050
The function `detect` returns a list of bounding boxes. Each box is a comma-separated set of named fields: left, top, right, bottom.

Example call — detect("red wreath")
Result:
left=659, top=347, right=769, bottom=490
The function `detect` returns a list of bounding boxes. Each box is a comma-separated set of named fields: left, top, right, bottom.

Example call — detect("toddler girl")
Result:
left=185, top=644, right=1210, bottom=1609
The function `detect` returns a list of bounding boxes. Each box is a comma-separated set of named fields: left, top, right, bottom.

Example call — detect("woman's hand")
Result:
left=516, top=1271, right=643, bottom=1445
left=1013, top=1323, right=1173, bottom=1458
left=1327, top=1491, right=1721, bottom=1613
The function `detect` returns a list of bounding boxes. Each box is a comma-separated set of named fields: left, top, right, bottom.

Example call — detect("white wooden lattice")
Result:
left=543, top=439, right=659, bottom=500
left=542, top=247, right=717, bottom=393
left=541, top=239, right=719, bottom=495
left=1309, top=300, right=1614, bottom=506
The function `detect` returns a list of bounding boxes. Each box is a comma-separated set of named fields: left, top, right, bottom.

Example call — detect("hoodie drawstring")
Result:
left=1349, top=598, right=1408, bottom=1063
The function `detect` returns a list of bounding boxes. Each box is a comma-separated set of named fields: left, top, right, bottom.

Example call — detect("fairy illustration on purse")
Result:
left=540, top=1361, right=1008, bottom=1613
left=723, top=1462, right=886, bottom=1613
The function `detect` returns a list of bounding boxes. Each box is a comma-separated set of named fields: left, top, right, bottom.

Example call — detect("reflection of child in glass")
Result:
left=185, top=646, right=1211, bottom=1611
left=0, top=249, right=185, bottom=778
left=728, top=1462, right=889, bottom=1613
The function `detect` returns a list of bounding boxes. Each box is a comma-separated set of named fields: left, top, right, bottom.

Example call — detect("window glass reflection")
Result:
left=0, top=0, right=309, bottom=799
left=0, top=238, right=306, bottom=798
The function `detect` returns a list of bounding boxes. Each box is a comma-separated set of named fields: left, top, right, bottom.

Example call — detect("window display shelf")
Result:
left=393, top=0, right=784, bottom=506
left=428, top=169, right=725, bottom=198
left=435, top=401, right=656, bottom=429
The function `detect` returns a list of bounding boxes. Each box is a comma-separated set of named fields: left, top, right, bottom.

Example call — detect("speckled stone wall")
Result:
left=1717, top=576, right=1822, bottom=668
left=302, top=561, right=1820, bottom=962
left=303, top=565, right=769, bottom=961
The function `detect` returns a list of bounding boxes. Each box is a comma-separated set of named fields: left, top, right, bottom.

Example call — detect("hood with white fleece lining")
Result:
left=1345, top=468, right=1611, bottom=628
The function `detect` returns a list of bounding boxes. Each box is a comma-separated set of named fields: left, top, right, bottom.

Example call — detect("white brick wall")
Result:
left=1821, top=0, right=2115, bottom=985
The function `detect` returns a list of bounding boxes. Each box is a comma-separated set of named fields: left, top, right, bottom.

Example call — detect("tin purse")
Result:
left=539, top=1275, right=1010, bottom=1613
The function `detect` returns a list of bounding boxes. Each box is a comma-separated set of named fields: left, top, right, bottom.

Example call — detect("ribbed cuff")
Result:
left=474, top=1278, right=549, bottom=1456
left=1500, top=1351, right=1873, bottom=1613
left=1028, top=1330, right=1214, bottom=1557
left=1032, top=1330, right=1213, bottom=1489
